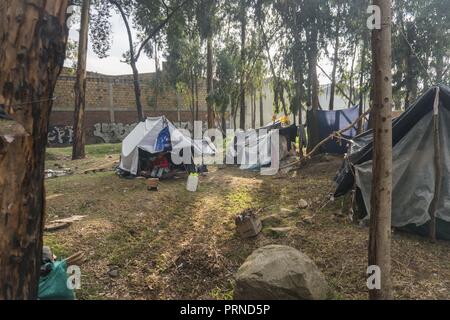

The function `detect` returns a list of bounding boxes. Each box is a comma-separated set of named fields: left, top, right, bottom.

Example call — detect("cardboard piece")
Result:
left=235, top=210, right=262, bottom=238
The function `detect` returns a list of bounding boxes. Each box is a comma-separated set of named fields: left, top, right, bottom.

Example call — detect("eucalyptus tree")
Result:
left=0, top=0, right=71, bottom=300
left=73, top=0, right=91, bottom=160
left=392, top=0, right=450, bottom=109
left=211, top=43, right=240, bottom=132
left=196, top=0, right=219, bottom=128
left=163, top=2, right=205, bottom=125
left=90, top=0, right=188, bottom=122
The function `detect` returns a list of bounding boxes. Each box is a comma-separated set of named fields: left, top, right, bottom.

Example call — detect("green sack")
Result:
left=38, top=260, right=75, bottom=300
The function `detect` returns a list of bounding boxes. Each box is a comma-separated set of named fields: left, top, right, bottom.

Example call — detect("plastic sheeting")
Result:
left=226, top=123, right=297, bottom=171
left=308, top=106, right=361, bottom=154
left=355, top=112, right=435, bottom=227
left=352, top=85, right=450, bottom=228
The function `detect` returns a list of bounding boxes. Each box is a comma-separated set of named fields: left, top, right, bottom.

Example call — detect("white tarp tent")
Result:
left=119, top=116, right=216, bottom=175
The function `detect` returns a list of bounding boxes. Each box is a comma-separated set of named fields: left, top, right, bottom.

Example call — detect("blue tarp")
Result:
left=314, top=106, right=361, bottom=154
left=154, top=126, right=172, bottom=153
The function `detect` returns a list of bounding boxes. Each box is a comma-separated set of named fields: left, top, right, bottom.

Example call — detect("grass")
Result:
left=43, top=144, right=450, bottom=300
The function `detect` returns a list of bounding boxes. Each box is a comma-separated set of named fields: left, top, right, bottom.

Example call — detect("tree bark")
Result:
left=206, top=35, right=215, bottom=128
left=154, top=40, right=159, bottom=110
left=0, top=0, right=70, bottom=300
left=72, top=0, right=91, bottom=160
left=239, top=2, right=247, bottom=130
left=329, top=9, right=341, bottom=111
left=306, top=28, right=320, bottom=153
left=368, top=0, right=393, bottom=300
left=259, top=87, right=264, bottom=127
left=359, top=34, right=368, bottom=133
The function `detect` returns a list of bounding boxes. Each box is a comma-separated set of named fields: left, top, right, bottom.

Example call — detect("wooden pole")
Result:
left=429, top=87, right=441, bottom=242
left=368, top=0, right=393, bottom=300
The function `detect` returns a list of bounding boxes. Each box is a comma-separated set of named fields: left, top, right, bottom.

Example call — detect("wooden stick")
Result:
left=429, top=88, right=441, bottom=242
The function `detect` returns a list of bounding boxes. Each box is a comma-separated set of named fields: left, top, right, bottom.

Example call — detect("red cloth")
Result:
left=153, top=155, right=170, bottom=169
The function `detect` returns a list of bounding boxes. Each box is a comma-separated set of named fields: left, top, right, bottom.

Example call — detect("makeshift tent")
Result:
left=306, top=106, right=362, bottom=154
left=227, top=121, right=297, bottom=170
left=119, top=116, right=217, bottom=176
left=334, top=85, right=450, bottom=240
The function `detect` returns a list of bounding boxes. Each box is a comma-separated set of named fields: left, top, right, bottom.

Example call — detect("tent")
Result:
left=119, top=116, right=217, bottom=176
left=306, top=105, right=362, bottom=154
left=334, top=85, right=450, bottom=240
left=226, top=121, right=298, bottom=170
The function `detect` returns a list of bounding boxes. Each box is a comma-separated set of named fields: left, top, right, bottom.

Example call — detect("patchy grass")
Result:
left=44, top=145, right=450, bottom=300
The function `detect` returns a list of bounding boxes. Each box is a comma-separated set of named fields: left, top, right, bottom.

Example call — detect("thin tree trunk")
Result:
left=0, top=0, right=70, bottom=300
left=252, top=88, right=257, bottom=128
left=72, top=0, right=91, bottom=160
left=195, top=76, right=200, bottom=121
left=348, top=40, right=357, bottom=108
left=154, top=40, right=159, bottom=110
left=359, top=35, right=368, bottom=133
left=329, top=10, right=341, bottom=111
left=306, top=30, right=320, bottom=153
left=206, top=35, right=215, bottom=128
left=368, top=0, right=393, bottom=300
left=239, top=2, right=247, bottom=129
left=114, top=1, right=145, bottom=121
left=259, top=87, right=264, bottom=127
left=190, top=72, right=195, bottom=128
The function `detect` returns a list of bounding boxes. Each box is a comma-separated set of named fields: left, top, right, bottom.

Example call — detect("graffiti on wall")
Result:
left=48, top=126, right=74, bottom=145
left=93, top=123, right=137, bottom=143
left=47, top=121, right=208, bottom=146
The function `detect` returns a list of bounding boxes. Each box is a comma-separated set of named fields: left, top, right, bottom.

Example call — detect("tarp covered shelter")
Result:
left=334, top=85, right=450, bottom=240
left=119, top=116, right=216, bottom=175
left=227, top=121, right=297, bottom=170
left=307, top=105, right=362, bottom=154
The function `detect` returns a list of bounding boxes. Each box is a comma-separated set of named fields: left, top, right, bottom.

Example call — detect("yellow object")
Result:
left=280, top=116, right=291, bottom=125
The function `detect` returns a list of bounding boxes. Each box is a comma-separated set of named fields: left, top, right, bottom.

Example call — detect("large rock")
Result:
left=234, top=245, right=329, bottom=300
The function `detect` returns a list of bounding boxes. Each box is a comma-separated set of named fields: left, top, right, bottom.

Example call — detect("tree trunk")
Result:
left=195, top=76, right=200, bottom=121
left=190, top=72, right=195, bottom=129
left=206, top=35, right=214, bottom=128
left=329, top=11, right=341, bottom=111
left=359, top=34, right=368, bottom=133
left=72, top=0, right=91, bottom=160
left=348, top=40, right=357, bottom=108
left=0, top=0, right=70, bottom=300
left=306, top=31, right=320, bottom=153
left=239, top=3, right=247, bottom=130
left=259, top=87, right=264, bottom=127
left=154, top=40, right=159, bottom=110
left=115, top=1, right=144, bottom=122
left=252, top=88, right=257, bottom=129
left=368, top=0, right=393, bottom=300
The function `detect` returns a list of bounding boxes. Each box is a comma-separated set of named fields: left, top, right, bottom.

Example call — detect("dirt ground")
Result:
left=44, top=144, right=450, bottom=300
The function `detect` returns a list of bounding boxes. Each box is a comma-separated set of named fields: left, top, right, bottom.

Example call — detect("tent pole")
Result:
left=430, top=88, right=441, bottom=242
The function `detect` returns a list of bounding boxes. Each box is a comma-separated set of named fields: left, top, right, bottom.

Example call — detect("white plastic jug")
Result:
left=186, top=174, right=199, bottom=192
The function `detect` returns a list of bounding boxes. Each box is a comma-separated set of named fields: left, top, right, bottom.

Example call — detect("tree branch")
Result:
left=134, top=0, right=190, bottom=62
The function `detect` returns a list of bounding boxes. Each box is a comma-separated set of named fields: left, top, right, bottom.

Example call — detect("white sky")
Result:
left=68, top=12, right=157, bottom=75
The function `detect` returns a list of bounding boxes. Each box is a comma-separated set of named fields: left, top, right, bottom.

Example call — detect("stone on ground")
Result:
left=234, top=245, right=329, bottom=300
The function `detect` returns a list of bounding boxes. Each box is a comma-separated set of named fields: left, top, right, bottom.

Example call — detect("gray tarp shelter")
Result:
left=334, top=85, right=450, bottom=240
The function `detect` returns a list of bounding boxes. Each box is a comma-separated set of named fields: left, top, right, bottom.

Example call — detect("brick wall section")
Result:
left=50, top=68, right=209, bottom=145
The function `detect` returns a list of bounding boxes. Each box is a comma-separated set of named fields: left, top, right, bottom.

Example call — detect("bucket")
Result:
left=186, top=173, right=199, bottom=192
